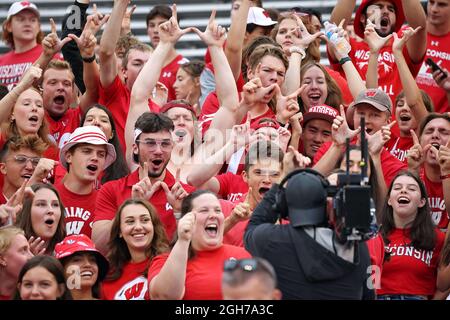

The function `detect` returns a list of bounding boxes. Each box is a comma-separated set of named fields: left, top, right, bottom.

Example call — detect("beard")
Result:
left=145, top=158, right=170, bottom=178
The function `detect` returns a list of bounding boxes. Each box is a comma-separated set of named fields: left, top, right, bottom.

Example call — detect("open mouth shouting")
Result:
left=44, top=217, right=55, bottom=227
left=204, top=221, right=219, bottom=238
left=28, top=114, right=40, bottom=126
left=53, top=95, right=66, bottom=108
left=258, top=187, right=270, bottom=197
left=86, top=163, right=99, bottom=175
left=397, top=196, right=410, bottom=206
left=307, top=92, right=322, bottom=106
left=399, top=113, right=411, bottom=123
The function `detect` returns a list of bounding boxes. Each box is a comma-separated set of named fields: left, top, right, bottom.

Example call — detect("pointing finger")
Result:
left=171, top=4, right=178, bottom=24
left=50, top=18, right=57, bottom=34
left=175, top=168, right=181, bottom=183
left=410, top=129, right=420, bottom=146
left=387, top=120, right=396, bottom=129
left=209, top=10, right=217, bottom=25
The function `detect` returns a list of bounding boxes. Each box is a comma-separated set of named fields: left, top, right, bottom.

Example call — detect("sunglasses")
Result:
left=223, top=258, right=259, bottom=272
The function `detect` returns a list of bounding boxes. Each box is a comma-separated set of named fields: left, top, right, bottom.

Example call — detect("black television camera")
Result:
left=327, top=117, right=376, bottom=243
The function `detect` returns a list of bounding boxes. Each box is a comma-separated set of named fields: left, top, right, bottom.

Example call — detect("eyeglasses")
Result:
left=224, top=259, right=259, bottom=272
left=11, top=155, right=41, bottom=167
left=136, top=139, right=173, bottom=151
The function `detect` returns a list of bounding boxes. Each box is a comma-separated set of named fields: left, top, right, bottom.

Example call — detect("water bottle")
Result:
left=324, top=21, right=351, bottom=56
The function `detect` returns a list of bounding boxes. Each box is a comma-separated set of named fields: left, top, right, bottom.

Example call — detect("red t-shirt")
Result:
left=94, top=169, right=195, bottom=240
left=416, top=31, right=450, bottom=114
left=54, top=182, right=97, bottom=238
left=420, top=167, right=448, bottom=230
left=148, top=244, right=251, bottom=300
left=0, top=45, right=43, bottom=91
left=385, top=134, right=413, bottom=164
left=159, top=54, right=188, bottom=102
left=328, top=31, right=423, bottom=107
left=313, top=141, right=407, bottom=187
left=377, top=228, right=445, bottom=297
left=216, top=172, right=248, bottom=202
left=98, top=75, right=160, bottom=153
left=102, top=259, right=150, bottom=300
left=46, top=107, right=82, bottom=149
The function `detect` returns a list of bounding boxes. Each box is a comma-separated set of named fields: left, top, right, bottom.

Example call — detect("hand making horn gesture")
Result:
left=192, top=10, right=226, bottom=48
left=158, top=4, right=193, bottom=45
left=160, top=168, right=189, bottom=214
left=331, top=105, right=361, bottom=146
left=42, top=18, right=71, bottom=57
left=132, top=162, right=162, bottom=200
left=407, top=130, right=430, bottom=172
left=274, top=84, right=305, bottom=124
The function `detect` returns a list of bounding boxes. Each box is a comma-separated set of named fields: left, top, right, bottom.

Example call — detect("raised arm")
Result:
left=99, top=0, right=129, bottom=87
left=61, top=0, right=90, bottom=93
left=149, top=212, right=195, bottom=300
left=364, top=20, right=392, bottom=89
left=0, top=66, right=42, bottom=124
left=283, top=15, right=323, bottom=95
left=367, top=122, right=395, bottom=221
left=34, top=19, right=71, bottom=71
left=125, top=4, right=191, bottom=169
left=330, top=0, right=356, bottom=29
left=193, top=11, right=239, bottom=148
left=328, top=21, right=366, bottom=99
left=313, top=105, right=361, bottom=176
left=224, top=0, right=252, bottom=81
left=69, top=27, right=101, bottom=114
left=402, top=0, right=427, bottom=64
left=188, top=117, right=254, bottom=189
left=392, top=27, right=428, bottom=123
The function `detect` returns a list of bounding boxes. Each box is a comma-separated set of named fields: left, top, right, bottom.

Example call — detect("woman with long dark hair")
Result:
left=101, top=199, right=169, bottom=300
left=376, top=171, right=445, bottom=300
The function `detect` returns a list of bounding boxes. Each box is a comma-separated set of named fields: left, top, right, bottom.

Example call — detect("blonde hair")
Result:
left=0, top=226, right=25, bottom=254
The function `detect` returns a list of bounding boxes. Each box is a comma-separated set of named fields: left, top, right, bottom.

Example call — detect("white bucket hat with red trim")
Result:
left=59, top=126, right=116, bottom=170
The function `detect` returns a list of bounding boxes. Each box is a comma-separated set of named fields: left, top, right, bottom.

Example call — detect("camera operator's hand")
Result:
left=368, top=121, right=395, bottom=156
left=332, top=105, right=361, bottom=146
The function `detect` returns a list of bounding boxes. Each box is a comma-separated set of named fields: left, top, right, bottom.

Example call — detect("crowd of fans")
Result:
left=0, top=0, right=449, bottom=300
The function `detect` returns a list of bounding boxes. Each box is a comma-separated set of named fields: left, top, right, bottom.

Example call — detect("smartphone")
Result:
left=426, top=58, right=447, bottom=78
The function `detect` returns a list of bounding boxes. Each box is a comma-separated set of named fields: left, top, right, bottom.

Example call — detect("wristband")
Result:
left=440, top=173, right=450, bottom=180
left=82, top=55, right=96, bottom=63
left=289, top=46, right=306, bottom=59
left=339, top=56, right=351, bottom=65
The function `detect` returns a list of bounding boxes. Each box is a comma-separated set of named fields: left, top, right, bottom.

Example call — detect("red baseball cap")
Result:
left=55, top=234, right=109, bottom=281
left=159, top=101, right=196, bottom=116
left=353, top=0, right=405, bottom=39
left=303, top=105, right=338, bottom=126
